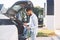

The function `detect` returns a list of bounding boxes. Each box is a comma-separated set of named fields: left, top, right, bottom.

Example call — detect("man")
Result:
left=23, top=7, right=38, bottom=40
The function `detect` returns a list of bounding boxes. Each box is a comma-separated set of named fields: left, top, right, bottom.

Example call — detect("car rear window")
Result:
left=0, top=19, right=14, bottom=25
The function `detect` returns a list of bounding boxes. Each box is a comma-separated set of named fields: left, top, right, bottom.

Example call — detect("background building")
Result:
left=44, top=0, right=54, bottom=30
left=54, top=0, right=60, bottom=30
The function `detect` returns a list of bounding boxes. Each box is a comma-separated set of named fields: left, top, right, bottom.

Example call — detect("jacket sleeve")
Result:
left=31, top=16, right=38, bottom=30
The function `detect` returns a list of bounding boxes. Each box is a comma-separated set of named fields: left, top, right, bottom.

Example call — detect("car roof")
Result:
left=12, top=1, right=33, bottom=8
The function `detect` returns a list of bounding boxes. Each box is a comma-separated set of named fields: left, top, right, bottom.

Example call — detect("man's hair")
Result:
left=26, top=7, right=32, bottom=12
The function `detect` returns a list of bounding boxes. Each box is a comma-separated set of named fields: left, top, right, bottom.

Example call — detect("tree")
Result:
left=33, top=6, right=43, bottom=17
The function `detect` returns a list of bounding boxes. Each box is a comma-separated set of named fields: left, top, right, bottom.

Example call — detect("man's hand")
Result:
left=26, top=27, right=30, bottom=30
left=23, top=23, right=30, bottom=30
left=23, top=23, right=27, bottom=26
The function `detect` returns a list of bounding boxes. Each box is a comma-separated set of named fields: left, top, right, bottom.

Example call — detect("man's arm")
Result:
left=23, top=15, right=38, bottom=30
left=30, top=16, right=38, bottom=30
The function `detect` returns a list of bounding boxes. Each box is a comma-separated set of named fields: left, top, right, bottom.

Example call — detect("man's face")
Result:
left=26, top=10, right=31, bottom=16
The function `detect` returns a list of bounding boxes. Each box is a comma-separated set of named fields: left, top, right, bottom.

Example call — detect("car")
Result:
left=5, top=1, right=33, bottom=40
left=0, top=14, right=18, bottom=40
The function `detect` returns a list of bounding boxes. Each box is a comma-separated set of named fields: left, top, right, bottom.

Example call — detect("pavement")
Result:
left=26, top=36, right=60, bottom=40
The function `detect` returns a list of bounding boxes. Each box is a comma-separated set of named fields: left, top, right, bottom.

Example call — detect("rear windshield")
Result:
left=0, top=19, right=14, bottom=25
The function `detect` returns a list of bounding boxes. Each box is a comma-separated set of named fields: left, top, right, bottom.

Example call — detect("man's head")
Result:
left=26, top=7, right=33, bottom=16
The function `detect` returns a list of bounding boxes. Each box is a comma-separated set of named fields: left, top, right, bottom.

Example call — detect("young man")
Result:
left=23, top=7, right=38, bottom=40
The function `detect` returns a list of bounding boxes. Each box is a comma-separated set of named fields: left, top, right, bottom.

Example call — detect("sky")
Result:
left=0, top=0, right=46, bottom=8
left=30, top=0, right=46, bottom=7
